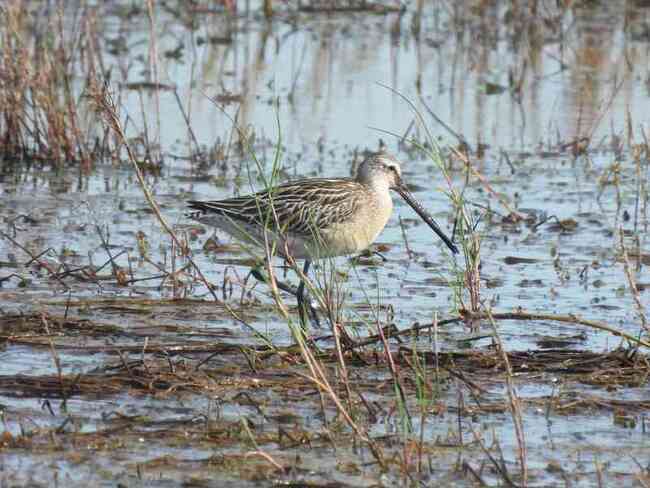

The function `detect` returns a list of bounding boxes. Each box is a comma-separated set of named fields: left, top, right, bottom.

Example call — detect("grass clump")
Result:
left=0, top=2, right=104, bottom=168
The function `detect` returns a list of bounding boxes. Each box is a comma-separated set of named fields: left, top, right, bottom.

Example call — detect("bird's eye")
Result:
left=387, top=165, right=398, bottom=173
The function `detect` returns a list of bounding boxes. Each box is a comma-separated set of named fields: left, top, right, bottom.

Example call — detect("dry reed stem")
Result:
left=463, top=226, right=481, bottom=317
left=485, top=308, right=528, bottom=487
left=0, top=1, right=99, bottom=165
left=377, top=317, right=410, bottom=426
left=468, top=423, right=518, bottom=487
left=262, top=232, right=289, bottom=320
left=293, top=332, right=386, bottom=469
left=78, top=111, right=265, bottom=341
left=619, top=229, right=649, bottom=334
left=241, top=417, right=285, bottom=472
left=263, top=0, right=273, bottom=18
left=331, top=321, right=354, bottom=411
left=90, top=81, right=225, bottom=304
left=453, top=147, right=523, bottom=220
left=145, top=0, right=161, bottom=162
left=0, top=230, right=70, bottom=290
left=348, top=310, right=650, bottom=351
left=244, top=451, right=284, bottom=472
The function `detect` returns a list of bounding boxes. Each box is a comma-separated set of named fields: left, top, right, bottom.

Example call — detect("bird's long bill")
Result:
left=394, top=183, right=459, bottom=254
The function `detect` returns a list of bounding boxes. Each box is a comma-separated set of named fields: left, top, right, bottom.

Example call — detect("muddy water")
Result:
left=1, top=2, right=650, bottom=486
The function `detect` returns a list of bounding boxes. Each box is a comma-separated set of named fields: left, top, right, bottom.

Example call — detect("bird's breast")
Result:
left=319, top=189, right=393, bottom=256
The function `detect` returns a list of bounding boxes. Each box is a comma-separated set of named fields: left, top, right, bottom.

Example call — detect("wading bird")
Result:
left=188, top=152, right=458, bottom=321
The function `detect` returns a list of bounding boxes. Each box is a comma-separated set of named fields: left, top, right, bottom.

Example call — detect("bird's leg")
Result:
left=251, top=261, right=298, bottom=295
left=250, top=260, right=320, bottom=328
left=295, top=260, right=309, bottom=309
left=297, top=260, right=321, bottom=329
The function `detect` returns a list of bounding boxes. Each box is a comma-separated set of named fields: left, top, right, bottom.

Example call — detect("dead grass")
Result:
left=0, top=2, right=106, bottom=167
left=1, top=309, right=649, bottom=485
left=2, top=312, right=649, bottom=404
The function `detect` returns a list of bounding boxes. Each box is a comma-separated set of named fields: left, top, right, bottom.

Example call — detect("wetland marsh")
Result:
left=1, top=1, right=650, bottom=486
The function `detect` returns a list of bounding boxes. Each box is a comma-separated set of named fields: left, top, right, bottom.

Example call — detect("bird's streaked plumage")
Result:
left=188, top=152, right=458, bottom=259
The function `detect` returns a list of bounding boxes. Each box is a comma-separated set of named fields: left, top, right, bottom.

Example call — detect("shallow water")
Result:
left=1, top=1, right=650, bottom=486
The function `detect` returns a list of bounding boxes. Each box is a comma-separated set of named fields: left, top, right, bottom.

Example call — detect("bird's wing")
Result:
left=188, top=178, right=365, bottom=236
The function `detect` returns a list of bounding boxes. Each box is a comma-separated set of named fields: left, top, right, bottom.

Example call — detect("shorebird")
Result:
left=188, top=152, right=458, bottom=320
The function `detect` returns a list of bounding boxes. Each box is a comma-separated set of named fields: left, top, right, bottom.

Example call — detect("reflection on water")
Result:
left=111, top=1, right=650, bottom=158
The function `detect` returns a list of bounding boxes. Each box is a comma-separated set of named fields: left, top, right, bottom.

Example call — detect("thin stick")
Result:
left=91, top=82, right=219, bottom=302
left=173, top=89, right=202, bottom=160
left=293, top=331, right=386, bottom=468
left=453, top=147, right=523, bottom=219
left=486, top=308, right=527, bottom=486
left=398, top=215, right=414, bottom=259
left=347, top=310, right=650, bottom=350
left=619, top=229, right=649, bottom=333
left=145, top=0, right=161, bottom=162
left=0, top=231, right=69, bottom=290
